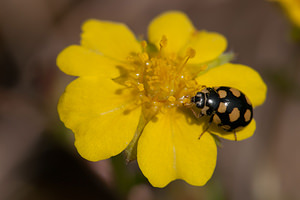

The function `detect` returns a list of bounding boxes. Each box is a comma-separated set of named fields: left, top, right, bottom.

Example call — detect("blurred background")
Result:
left=0, top=0, right=300, bottom=199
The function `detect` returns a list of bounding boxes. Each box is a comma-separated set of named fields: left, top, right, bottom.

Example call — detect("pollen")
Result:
left=159, top=35, right=168, bottom=49
left=138, top=84, right=145, bottom=91
left=141, top=40, right=147, bottom=49
left=117, top=39, right=208, bottom=112
left=139, top=52, right=149, bottom=62
left=186, top=48, right=196, bottom=58
left=168, top=96, right=176, bottom=102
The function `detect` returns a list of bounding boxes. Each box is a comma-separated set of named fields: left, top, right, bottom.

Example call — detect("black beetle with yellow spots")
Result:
left=191, top=86, right=253, bottom=141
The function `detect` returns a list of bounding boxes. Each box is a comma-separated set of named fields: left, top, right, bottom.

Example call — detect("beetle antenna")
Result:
left=198, top=117, right=212, bottom=140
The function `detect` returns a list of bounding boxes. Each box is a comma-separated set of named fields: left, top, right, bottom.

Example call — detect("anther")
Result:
left=178, top=47, right=196, bottom=73
left=139, top=52, right=149, bottom=62
left=168, top=96, right=176, bottom=102
left=186, top=48, right=196, bottom=58
left=141, top=40, right=147, bottom=50
left=138, top=84, right=144, bottom=91
left=159, top=35, right=168, bottom=49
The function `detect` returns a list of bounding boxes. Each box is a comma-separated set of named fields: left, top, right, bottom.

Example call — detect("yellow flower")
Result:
left=273, top=0, right=300, bottom=27
left=57, top=11, right=267, bottom=187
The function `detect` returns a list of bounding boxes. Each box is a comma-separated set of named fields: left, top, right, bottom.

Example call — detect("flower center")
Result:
left=114, top=37, right=206, bottom=112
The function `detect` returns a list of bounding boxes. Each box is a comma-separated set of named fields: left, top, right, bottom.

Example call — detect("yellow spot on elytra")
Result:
left=230, top=88, right=241, bottom=97
left=218, top=90, right=227, bottom=98
left=229, top=107, right=240, bottom=122
left=218, top=102, right=227, bottom=113
left=246, top=96, right=252, bottom=105
left=244, top=109, right=251, bottom=122
left=213, top=114, right=221, bottom=124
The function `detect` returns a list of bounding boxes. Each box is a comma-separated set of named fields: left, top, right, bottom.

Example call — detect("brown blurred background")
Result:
left=0, top=0, right=300, bottom=199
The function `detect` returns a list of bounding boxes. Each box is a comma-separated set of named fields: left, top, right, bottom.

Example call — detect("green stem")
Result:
left=124, top=111, right=149, bottom=163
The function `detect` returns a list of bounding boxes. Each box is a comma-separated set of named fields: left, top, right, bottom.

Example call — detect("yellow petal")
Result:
left=276, top=0, right=300, bottom=27
left=58, top=77, right=141, bottom=161
left=148, top=11, right=195, bottom=54
left=196, top=63, right=267, bottom=107
left=137, top=108, right=217, bottom=187
left=57, top=45, right=122, bottom=78
left=209, top=119, right=256, bottom=141
left=81, top=19, right=141, bottom=61
left=181, top=31, right=227, bottom=64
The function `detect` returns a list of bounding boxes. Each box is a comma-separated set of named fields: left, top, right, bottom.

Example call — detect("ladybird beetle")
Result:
left=190, top=86, right=253, bottom=141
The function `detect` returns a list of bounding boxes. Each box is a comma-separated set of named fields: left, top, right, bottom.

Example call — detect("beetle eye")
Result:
left=195, top=92, right=205, bottom=108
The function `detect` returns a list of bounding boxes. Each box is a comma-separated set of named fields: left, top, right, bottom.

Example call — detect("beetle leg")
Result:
left=198, top=115, right=213, bottom=140
left=233, top=131, right=237, bottom=141
left=198, top=129, right=208, bottom=140
left=191, top=108, right=203, bottom=118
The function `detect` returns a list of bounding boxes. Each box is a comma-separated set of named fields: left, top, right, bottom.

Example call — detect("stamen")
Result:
left=177, top=47, right=196, bottom=73
left=141, top=40, right=147, bottom=50
left=168, top=96, right=176, bottom=102
left=186, top=48, right=196, bottom=59
left=159, top=35, right=168, bottom=50
left=119, top=38, right=202, bottom=112
left=139, top=52, right=149, bottom=62
left=138, top=84, right=144, bottom=91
